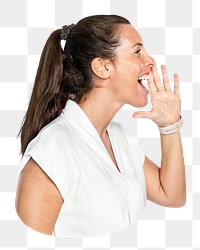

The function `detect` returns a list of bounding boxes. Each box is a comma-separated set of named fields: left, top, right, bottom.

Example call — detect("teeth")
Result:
left=138, top=75, right=150, bottom=80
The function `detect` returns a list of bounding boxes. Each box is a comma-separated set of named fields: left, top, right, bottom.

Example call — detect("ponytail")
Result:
left=19, top=29, right=67, bottom=155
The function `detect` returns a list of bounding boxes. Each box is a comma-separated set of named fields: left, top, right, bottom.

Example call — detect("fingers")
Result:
left=147, top=66, right=164, bottom=94
left=149, top=65, right=178, bottom=93
left=174, top=73, right=180, bottom=94
left=161, top=65, right=171, bottom=91
left=152, top=66, right=165, bottom=91
left=147, top=65, right=179, bottom=97
left=147, top=73, right=157, bottom=94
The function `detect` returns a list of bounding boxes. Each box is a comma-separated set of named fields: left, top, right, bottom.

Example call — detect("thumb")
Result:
left=132, top=111, right=152, bottom=119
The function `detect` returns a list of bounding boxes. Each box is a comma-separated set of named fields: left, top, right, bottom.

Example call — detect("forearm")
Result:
left=159, top=132, right=186, bottom=206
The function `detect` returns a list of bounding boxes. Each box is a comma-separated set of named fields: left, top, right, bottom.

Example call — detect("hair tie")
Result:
left=60, top=24, right=75, bottom=41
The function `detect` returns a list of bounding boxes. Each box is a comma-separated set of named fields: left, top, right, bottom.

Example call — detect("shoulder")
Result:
left=20, top=118, right=73, bottom=201
left=16, top=157, right=63, bottom=235
left=25, top=117, right=73, bottom=155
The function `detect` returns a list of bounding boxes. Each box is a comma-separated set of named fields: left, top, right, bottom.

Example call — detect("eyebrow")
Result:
left=132, top=42, right=143, bottom=48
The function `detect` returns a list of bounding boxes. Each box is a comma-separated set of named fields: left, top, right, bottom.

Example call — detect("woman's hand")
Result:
left=133, top=65, right=181, bottom=127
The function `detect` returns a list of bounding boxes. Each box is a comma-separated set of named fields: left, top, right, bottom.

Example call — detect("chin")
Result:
left=128, top=98, right=148, bottom=108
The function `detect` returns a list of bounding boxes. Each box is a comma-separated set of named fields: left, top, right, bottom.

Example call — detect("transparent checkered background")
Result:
left=0, top=0, right=199, bottom=249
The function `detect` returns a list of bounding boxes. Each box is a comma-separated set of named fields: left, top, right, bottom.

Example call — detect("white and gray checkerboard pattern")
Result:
left=0, top=0, right=199, bottom=249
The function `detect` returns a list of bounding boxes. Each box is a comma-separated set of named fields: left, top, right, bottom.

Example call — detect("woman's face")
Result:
left=110, top=24, right=155, bottom=107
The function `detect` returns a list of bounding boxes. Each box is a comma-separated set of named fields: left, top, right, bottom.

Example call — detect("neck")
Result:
left=77, top=88, right=123, bottom=140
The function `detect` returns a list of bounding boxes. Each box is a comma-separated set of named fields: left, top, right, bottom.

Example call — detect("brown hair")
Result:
left=19, top=15, right=130, bottom=155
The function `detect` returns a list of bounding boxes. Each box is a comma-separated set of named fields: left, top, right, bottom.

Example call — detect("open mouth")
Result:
left=137, top=74, right=150, bottom=92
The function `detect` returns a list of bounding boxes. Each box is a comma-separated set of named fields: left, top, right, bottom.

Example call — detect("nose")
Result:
left=144, top=52, right=156, bottom=68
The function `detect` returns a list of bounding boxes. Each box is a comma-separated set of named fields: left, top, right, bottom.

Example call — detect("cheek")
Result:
left=132, top=60, right=143, bottom=74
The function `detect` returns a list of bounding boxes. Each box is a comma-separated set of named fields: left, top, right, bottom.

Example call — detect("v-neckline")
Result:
left=102, top=130, right=121, bottom=174
left=106, top=125, right=122, bottom=174
left=61, top=100, right=124, bottom=176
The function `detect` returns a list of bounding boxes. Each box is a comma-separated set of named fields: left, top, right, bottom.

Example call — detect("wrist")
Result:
left=158, top=116, right=183, bottom=135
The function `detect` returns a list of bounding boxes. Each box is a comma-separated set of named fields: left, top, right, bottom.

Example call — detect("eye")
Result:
left=135, top=49, right=141, bottom=56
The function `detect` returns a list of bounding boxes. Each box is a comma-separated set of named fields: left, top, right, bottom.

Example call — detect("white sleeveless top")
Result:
left=20, top=100, right=147, bottom=237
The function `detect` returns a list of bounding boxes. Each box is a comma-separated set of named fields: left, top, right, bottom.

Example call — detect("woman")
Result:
left=15, top=15, right=186, bottom=237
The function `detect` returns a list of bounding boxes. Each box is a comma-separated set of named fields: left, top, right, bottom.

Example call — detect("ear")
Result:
left=91, top=57, right=112, bottom=79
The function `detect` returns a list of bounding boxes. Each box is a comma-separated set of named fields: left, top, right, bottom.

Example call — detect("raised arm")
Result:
left=133, top=65, right=186, bottom=207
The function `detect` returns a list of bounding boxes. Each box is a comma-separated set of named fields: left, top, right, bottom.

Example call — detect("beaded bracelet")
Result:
left=158, top=116, right=183, bottom=135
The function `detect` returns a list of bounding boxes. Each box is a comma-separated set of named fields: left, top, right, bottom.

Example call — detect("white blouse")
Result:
left=20, top=100, right=147, bottom=237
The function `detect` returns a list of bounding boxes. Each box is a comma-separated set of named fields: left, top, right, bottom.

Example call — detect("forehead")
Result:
left=117, top=24, right=143, bottom=48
